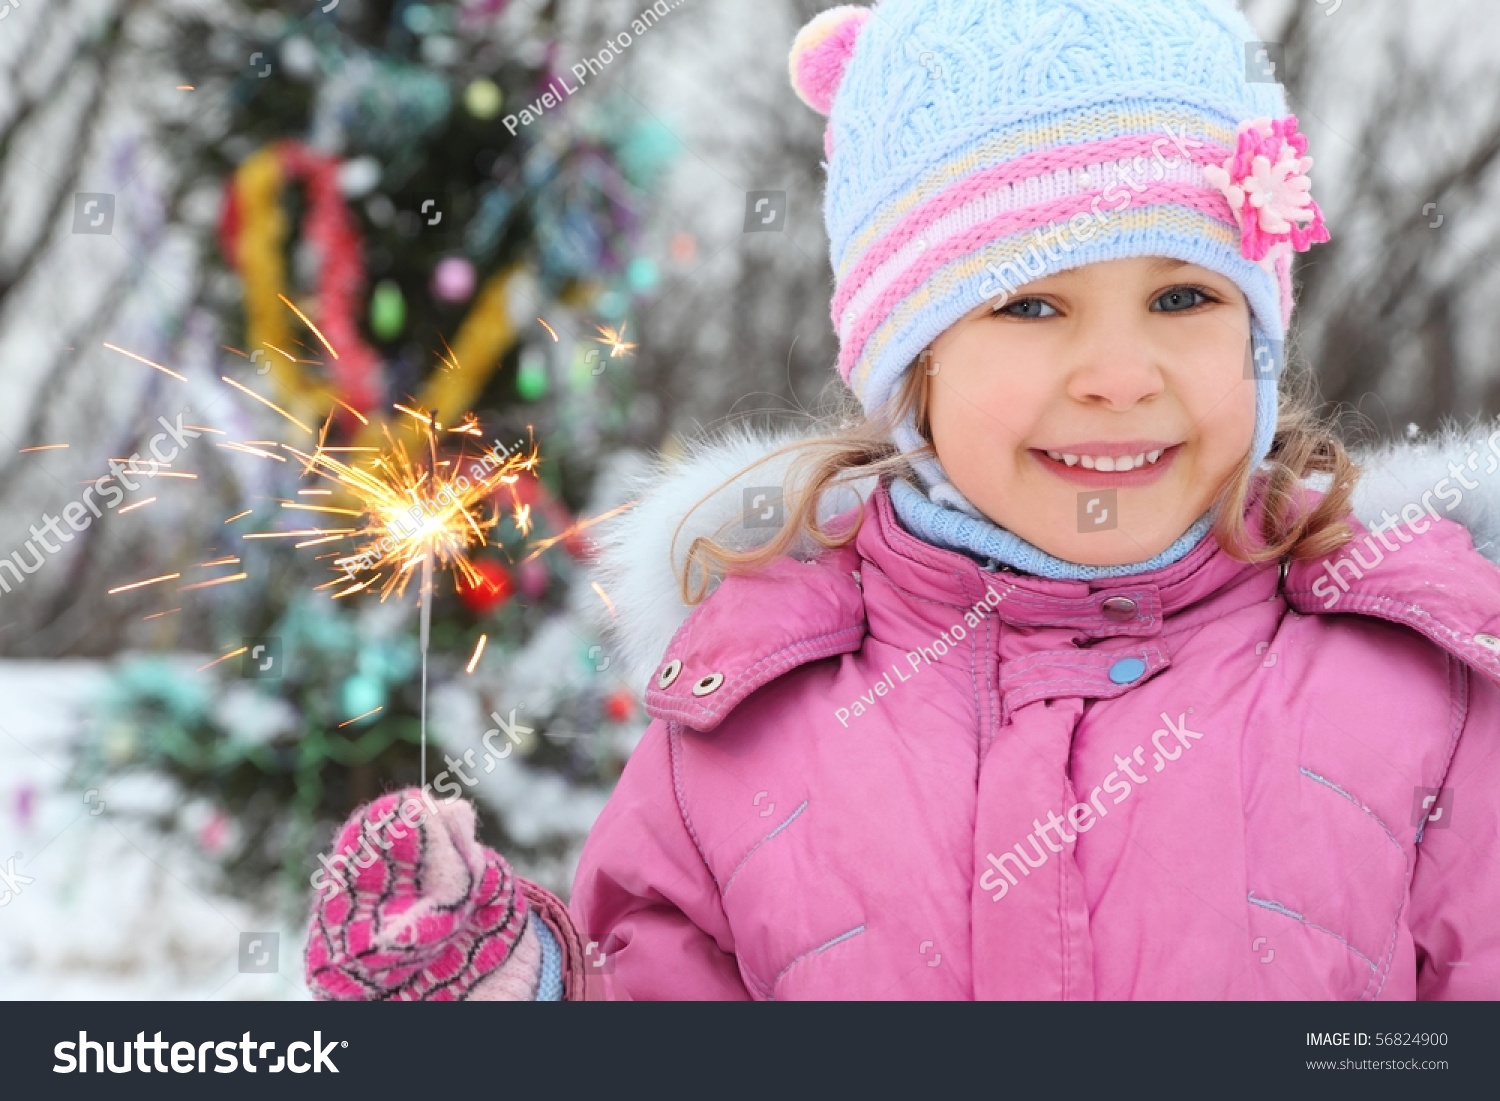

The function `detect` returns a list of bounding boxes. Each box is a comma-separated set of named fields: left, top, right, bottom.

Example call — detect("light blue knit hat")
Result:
left=789, top=0, right=1330, bottom=578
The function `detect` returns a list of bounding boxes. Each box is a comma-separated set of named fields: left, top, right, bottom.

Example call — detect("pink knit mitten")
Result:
left=304, top=788, right=541, bottom=1000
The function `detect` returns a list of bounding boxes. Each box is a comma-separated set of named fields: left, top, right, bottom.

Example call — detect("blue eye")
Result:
left=993, top=297, right=1057, bottom=319
left=1152, top=286, right=1213, bottom=312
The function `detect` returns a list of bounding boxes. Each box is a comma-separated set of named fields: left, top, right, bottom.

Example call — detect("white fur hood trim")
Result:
left=587, top=420, right=1500, bottom=694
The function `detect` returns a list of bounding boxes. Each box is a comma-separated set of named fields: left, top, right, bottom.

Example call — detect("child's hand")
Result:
left=303, top=788, right=543, bottom=1000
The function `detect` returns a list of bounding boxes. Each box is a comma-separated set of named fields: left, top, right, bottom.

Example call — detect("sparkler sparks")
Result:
left=465, top=634, right=488, bottom=674
left=239, top=411, right=536, bottom=785
left=108, top=572, right=182, bottom=595
left=220, top=376, right=314, bottom=435
left=268, top=417, right=539, bottom=603
left=521, top=500, right=634, bottom=562
left=277, top=293, right=340, bottom=361
left=103, top=343, right=187, bottom=382
left=197, top=646, right=248, bottom=672
left=104, top=309, right=568, bottom=783
left=436, top=333, right=463, bottom=373
left=592, top=322, right=637, bottom=358
left=591, top=581, right=617, bottom=619
left=179, top=572, right=249, bottom=591
left=218, top=441, right=286, bottom=462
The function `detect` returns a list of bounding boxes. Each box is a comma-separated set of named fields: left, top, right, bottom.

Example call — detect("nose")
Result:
left=1063, top=324, right=1165, bottom=411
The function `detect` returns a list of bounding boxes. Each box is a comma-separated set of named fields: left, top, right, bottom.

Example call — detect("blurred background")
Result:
left=0, top=0, right=1497, bottom=998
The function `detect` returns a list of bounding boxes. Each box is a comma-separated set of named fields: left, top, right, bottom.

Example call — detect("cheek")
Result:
left=1187, top=366, right=1257, bottom=462
left=927, top=349, right=1049, bottom=452
left=929, top=381, right=1034, bottom=470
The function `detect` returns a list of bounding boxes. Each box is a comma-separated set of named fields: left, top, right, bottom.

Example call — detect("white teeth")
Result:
left=1050, top=447, right=1170, bottom=469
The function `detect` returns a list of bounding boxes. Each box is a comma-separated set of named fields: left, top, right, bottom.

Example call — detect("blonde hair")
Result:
left=675, top=352, right=1359, bottom=605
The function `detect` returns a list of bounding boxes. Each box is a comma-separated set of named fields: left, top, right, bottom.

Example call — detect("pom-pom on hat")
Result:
left=787, top=0, right=1332, bottom=579
left=789, top=5, right=872, bottom=154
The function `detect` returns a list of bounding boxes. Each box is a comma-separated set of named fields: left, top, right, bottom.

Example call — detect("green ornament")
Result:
left=626, top=257, right=659, bottom=294
left=464, top=78, right=503, bottom=120
left=340, top=673, right=386, bottom=724
left=370, top=280, right=406, bottom=341
left=517, top=346, right=548, bottom=400
left=402, top=4, right=435, bottom=34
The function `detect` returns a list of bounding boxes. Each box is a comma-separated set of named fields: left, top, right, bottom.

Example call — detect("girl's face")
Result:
left=923, top=256, right=1254, bottom=567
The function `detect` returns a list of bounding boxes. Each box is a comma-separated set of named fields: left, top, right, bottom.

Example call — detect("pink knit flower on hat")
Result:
left=1204, top=115, right=1330, bottom=264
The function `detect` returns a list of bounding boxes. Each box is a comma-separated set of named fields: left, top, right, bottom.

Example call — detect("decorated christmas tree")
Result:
left=85, top=0, right=675, bottom=907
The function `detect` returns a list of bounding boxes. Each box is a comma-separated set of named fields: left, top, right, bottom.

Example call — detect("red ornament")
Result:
left=604, top=688, right=634, bottom=723
left=459, top=559, right=513, bottom=614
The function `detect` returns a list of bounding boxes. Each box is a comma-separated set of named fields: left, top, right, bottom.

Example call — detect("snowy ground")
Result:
left=0, top=661, right=302, bottom=999
left=0, top=656, right=624, bottom=1000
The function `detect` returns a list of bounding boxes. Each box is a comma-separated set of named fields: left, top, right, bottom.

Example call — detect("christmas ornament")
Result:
left=370, top=279, right=406, bottom=340
left=604, top=688, right=633, bottom=723
left=464, top=78, right=503, bottom=120
left=341, top=671, right=387, bottom=722
left=516, top=345, right=548, bottom=400
left=458, top=558, right=513, bottom=615
left=432, top=256, right=476, bottom=303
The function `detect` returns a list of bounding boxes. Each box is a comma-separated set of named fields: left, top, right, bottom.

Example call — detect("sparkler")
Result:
left=592, top=322, right=637, bottom=358
left=242, top=403, right=541, bottom=784
left=99, top=296, right=610, bottom=783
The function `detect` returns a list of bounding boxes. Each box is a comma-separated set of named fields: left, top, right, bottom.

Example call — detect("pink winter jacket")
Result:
left=566, top=434, right=1500, bottom=1000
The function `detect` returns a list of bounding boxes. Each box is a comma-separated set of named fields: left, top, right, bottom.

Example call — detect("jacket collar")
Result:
left=1284, top=511, right=1500, bottom=690
left=603, top=421, right=1500, bottom=707
left=860, top=476, right=1272, bottom=639
left=645, top=476, right=1500, bottom=732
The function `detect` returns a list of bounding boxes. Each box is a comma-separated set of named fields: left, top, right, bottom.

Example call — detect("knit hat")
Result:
left=789, top=0, right=1330, bottom=578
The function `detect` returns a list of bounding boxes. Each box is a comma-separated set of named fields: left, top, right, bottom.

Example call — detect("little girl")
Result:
left=303, top=0, right=1500, bottom=1000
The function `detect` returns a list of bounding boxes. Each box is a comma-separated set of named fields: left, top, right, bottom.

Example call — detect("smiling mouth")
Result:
left=1041, top=448, right=1167, bottom=472
left=1031, top=443, right=1182, bottom=486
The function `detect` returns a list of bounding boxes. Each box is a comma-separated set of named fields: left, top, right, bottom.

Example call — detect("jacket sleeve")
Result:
left=568, top=717, right=752, bottom=1000
left=1408, top=669, right=1500, bottom=999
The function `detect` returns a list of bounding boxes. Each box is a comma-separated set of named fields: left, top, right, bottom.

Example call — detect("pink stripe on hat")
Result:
left=831, top=131, right=1231, bottom=324
left=835, top=180, right=1238, bottom=384
left=836, top=150, right=1224, bottom=337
